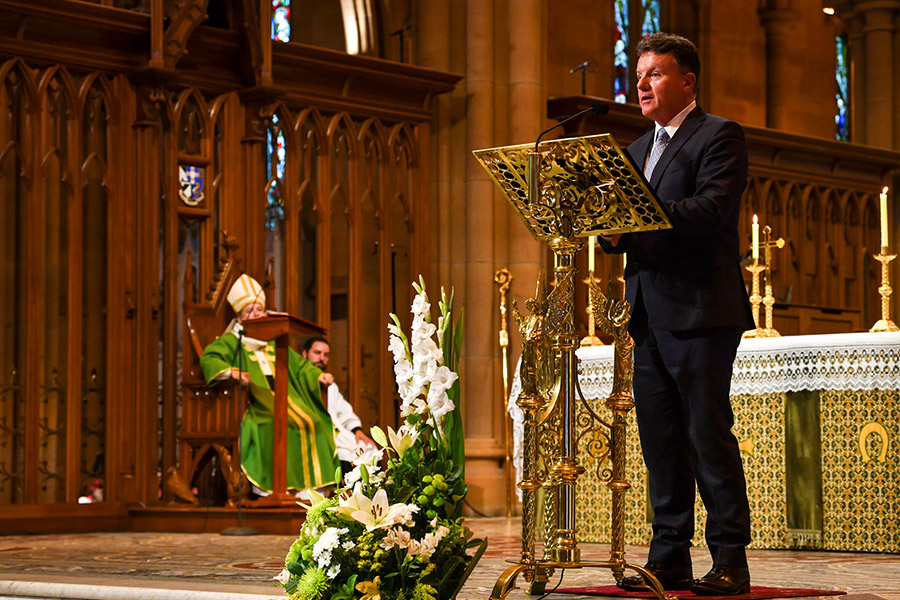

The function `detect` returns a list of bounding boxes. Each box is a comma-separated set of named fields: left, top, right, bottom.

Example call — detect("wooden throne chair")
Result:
left=178, top=234, right=250, bottom=507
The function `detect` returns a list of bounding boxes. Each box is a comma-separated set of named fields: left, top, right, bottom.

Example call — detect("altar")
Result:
left=509, top=331, right=900, bottom=553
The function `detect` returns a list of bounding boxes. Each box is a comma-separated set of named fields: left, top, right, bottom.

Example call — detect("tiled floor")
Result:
left=0, top=518, right=897, bottom=600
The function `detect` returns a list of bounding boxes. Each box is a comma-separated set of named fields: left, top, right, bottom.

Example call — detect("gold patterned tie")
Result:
left=644, top=128, right=670, bottom=180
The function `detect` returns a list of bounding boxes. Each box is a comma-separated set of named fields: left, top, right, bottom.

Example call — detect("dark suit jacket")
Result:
left=603, top=106, right=754, bottom=332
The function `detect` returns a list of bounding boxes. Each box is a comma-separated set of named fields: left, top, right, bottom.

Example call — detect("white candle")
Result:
left=881, top=187, right=889, bottom=248
left=752, top=214, right=759, bottom=261
left=588, top=236, right=595, bottom=272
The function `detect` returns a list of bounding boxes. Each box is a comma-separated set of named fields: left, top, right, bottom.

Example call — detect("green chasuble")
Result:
left=200, top=330, right=339, bottom=492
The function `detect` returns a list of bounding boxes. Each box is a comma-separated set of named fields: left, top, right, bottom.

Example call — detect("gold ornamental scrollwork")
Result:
left=473, top=134, right=671, bottom=241
left=859, top=422, right=889, bottom=463
left=475, top=132, right=674, bottom=600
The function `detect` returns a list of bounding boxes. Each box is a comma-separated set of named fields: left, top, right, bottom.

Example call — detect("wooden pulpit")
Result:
left=242, top=313, right=327, bottom=507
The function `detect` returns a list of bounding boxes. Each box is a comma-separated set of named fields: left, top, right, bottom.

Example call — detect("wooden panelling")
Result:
left=0, top=0, right=459, bottom=531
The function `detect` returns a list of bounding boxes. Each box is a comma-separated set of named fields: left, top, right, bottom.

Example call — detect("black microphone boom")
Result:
left=534, top=102, right=609, bottom=152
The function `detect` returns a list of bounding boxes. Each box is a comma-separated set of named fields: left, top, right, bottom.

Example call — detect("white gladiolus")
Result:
left=388, top=281, right=459, bottom=428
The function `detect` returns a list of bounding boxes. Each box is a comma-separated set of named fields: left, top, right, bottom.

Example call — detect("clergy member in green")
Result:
left=200, top=274, right=339, bottom=494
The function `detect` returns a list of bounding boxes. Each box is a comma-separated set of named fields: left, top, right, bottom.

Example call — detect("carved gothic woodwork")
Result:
left=0, top=0, right=458, bottom=531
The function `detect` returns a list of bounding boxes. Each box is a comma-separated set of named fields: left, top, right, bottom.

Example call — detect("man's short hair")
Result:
left=302, top=336, right=330, bottom=352
left=637, top=32, right=701, bottom=81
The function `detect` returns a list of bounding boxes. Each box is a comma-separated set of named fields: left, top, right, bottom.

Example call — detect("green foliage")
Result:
left=278, top=279, right=484, bottom=600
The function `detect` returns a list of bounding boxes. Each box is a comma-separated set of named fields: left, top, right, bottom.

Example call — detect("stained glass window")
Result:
left=835, top=33, right=850, bottom=141
left=614, top=1, right=661, bottom=104
left=642, top=1, right=660, bottom=37
left=614, top=0, right=629, bottom=104
left=266, top=113, right=286, bottom=231
left=272, top=0, right=290, bottom=43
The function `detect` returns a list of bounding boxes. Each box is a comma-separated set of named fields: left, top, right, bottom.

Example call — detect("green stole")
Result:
left=200, top=328, right=338, bottom=492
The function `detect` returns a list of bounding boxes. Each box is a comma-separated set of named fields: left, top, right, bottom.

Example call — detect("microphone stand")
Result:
left=533, top=101, right=609, bottom=152
left=221, top=325, right=259, bottom=536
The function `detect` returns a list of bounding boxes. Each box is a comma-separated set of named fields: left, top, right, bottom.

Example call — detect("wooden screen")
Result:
left=0, top=1, right=457, bottom=521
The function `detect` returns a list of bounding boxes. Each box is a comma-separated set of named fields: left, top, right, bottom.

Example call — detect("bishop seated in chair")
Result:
left=200, top=274, right=339, bottom=496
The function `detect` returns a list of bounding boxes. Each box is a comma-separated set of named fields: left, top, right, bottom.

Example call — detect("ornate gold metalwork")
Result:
left=512, top=271, right=561, bottom=570
left=759, top=226, right=784, bottom=337
left=478, top=134, right=674, bottom=600
left=870, top=252, right=899, bottom=332
left=581, top=274, right=603, bottom=346
left=859, top=422, right=889, bottom=463
left=495, top=268, right=516, bottom=517
left=742, top=263, right=765, bottom=337
left=473, top=134, right=672, bottom=241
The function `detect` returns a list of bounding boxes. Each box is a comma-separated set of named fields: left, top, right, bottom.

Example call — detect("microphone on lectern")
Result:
left=533, top=102, right=609, bottom=152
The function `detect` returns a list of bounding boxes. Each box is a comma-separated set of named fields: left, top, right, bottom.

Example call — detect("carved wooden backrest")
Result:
left=178, top=236, right=246, bottom=501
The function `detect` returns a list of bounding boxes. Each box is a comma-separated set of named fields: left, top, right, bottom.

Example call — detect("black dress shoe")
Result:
left=617, top=561, right=693, bottom=591
left=690, top=565, right=751, bottom=595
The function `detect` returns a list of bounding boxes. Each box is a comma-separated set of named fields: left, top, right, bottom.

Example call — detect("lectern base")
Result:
left=220, top=526, right=260, bottom=536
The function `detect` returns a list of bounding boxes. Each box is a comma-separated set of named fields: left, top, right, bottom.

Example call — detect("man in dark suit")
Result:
left=601, top=33, right=754, bottom=595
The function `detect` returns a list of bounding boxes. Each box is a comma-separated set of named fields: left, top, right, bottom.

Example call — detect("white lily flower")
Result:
left=350, top=488, right=412, bottom=531
left=352, top=446, right=384, bottom=467
left=330, top=484, right=367, bottom=520
left=387, top=425, right=419, bottom=458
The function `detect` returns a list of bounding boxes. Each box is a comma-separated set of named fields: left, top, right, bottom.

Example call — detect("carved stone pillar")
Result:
left=846, top=12, right=867, bottom=144
left=759, top=1, right=800, bottom=131
left=861, top=4, right=895, bottom=148
left=507, top=0, right=544, bottom=309
left=460, top=0, right=505, bottom=515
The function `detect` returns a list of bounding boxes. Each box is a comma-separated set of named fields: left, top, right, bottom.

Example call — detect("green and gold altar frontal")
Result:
left=473, top=134, right=671, bottom=240
left=564, top=331, right=900, bottom=553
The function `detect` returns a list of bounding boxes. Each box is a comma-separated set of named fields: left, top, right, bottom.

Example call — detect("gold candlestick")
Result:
left=870, top=249, right=899, bottom=332
left=743, top=262, right=765, bottom=338
left=757, top=225, right=783, bottom=337
left=760, top=282, right=780, bottom=337
left=581, top=271, right=603, bottom=346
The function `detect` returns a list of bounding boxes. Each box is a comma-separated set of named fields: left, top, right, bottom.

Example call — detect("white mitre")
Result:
left=227, top=274, right=266, bottom=314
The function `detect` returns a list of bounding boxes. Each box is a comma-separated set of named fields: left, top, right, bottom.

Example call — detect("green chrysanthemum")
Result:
left=285, top=538, right=306, bottom=567
left=292, top=567, right=330, bottom=600
left=305, top=495, right=338, bottom=525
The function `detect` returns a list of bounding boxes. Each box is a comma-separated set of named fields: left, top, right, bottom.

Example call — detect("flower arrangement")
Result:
left=278, top=278, right=485, bottom=600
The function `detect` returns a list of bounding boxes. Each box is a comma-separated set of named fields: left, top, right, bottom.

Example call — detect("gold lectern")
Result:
left=474, top=133, right=673, bottom=600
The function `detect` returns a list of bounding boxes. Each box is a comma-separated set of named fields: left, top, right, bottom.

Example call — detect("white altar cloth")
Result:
left=507, top=331, right=900, bottom=498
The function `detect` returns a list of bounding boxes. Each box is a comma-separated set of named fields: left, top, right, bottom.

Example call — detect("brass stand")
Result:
left=758, top=226, right=783, bottom=337
left=474, top=134, right=675, bottom=600
left=742, top=263, right=765, bottom=338
left=760, top=281, right=781, bottom=337
left=581, top=272, right=603, bottom=346
left=494, top=268, right=517, bottom=517
left=870, top=250, right=899, bottom=332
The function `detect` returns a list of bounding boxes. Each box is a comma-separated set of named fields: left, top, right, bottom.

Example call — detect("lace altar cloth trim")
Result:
left=507, top=331, right=900, bottom=499
left=576, top=331, right=900, bottom=397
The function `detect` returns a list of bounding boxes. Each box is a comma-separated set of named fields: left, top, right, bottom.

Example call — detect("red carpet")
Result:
left=556, top=586, right=846, bottom=599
